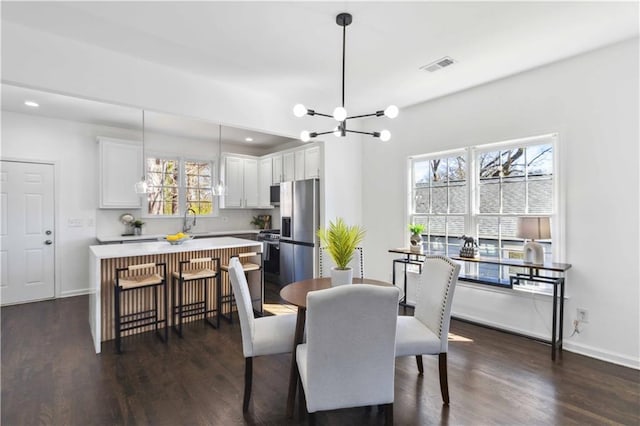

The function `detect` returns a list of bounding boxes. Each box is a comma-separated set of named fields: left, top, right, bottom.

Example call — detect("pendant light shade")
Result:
left=212, top=124, right=226, bottom=197
left=293, top=13, right=398, bottom=142
left=135, top=110, right=149, bottom=194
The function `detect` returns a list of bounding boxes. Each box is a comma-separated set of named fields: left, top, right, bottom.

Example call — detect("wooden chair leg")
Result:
left=298, top=370, right=306, bottom=419
left=384, top=403, right=393, bottom=426
left=416, top=355, right=424, bottom=375
left=439, top=352, right=450, bottom=405
left=243, top=357, right=253, bottom=412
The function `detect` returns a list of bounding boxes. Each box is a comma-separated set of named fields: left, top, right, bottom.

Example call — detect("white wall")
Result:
left=361, top=38, right=639, bottom=368
left=1, top=111, right=279, bottom=297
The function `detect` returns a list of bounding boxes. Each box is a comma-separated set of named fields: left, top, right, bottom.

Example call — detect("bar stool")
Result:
left=172, top=256, right=221, bottom=337
left=220, top=252, right=264, bottom=322
left=114, top=262, right=168, bottom=353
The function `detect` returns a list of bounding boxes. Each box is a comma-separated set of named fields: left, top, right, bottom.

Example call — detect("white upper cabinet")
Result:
left=98, top=137, right=142, bottom=209
left=224, top=156, right=244, bottom=208
left=258, top=157, right=273, bottom=207
left=304, top=146, right=321, bottom=179
left=223, top=155, right=260, bottom=209
left=283, top=152, right=295, bottom=182
left=243, top=158, right=259, bottom=208
left=272, top=155, right=283, bottom=183
left=294, top=150, right=305, bottom=180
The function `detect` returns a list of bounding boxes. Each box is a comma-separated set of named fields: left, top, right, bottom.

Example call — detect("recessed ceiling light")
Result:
left=245, top=137, right=253, bottom=142
left=24, top=100, right=40, bottom=108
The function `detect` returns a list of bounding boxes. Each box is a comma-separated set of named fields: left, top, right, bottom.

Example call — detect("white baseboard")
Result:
left=563, top=341, right=640, bottom=370
left=59, top=288, right=91, bottom=298
left=452, top=312, right=551, bottom=341
left=452, top=312, right=639, bottom=370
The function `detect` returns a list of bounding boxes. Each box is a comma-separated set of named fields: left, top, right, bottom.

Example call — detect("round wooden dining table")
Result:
left=280, top=277, right=394, bottom=418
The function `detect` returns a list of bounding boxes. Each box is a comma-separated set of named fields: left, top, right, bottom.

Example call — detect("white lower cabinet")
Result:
left=98, top=137, right=142, bottom=209
left=223, top=156, right=259, bottom=208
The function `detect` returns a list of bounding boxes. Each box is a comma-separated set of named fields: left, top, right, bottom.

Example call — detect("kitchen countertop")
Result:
left=88, top=236, right=262, bottom=354
left=96, top=229, right=261, bottom=244
left=90, top=236, right=261, bottom=259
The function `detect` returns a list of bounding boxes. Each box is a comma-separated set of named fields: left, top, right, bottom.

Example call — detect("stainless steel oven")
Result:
left=256, top=230, right=280, bottom=282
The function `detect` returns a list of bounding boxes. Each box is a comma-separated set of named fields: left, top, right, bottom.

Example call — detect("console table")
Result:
left=389, top=249, right=572, bottom=361
left=388, top=248, right=426, bottom=308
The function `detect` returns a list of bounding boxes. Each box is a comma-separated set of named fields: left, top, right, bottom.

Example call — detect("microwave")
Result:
left=270, top=184, right=280, bottom=205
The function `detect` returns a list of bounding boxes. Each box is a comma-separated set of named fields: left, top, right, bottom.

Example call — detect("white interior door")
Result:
left=0, top=160, right=55, bottom=305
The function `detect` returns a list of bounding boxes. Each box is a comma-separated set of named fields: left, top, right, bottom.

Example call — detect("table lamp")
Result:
left=517, top=217, right=551, bottom=264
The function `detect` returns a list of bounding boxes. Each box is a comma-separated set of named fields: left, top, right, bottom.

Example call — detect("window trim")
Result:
left=408, top=133, right=563, bottom=295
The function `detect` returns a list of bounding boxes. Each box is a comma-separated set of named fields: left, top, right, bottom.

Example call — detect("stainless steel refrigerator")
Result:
left=279, top=179, right=319, bottom=286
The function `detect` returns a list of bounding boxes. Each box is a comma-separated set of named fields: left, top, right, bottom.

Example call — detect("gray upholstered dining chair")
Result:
left=227, top=257, right=297, bottom=412
left=395, top=255, right=461, bottom=405
left=296, top=284, right=400, bottom=424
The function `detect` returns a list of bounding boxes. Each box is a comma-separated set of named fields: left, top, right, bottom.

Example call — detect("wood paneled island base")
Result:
left=89, top=237, right=262, bottom=353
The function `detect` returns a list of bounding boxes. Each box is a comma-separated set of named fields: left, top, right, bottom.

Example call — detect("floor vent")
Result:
left=420, top=56, right=456, bottom=73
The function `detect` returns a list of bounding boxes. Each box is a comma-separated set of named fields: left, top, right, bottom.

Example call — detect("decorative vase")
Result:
left=330, top=267, right=353, bottom=286
left=134, top=227, right=142, bottom=236
left=410, top=232, right=423, bottom=253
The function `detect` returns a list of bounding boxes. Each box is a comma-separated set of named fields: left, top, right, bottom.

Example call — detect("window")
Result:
left=411, top=152, right=467, bottom=257
left=185, top=160, right=213, bottom=215
left=409, top=134, right=558, bottom=293
left=145, top=156, right=216, bottom=216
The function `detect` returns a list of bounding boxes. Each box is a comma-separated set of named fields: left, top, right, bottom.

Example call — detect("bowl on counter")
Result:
left=160, top=234, right=194, bottom=245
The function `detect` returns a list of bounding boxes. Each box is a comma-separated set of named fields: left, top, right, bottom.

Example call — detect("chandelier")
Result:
left=293, top=13, right=398, bottom=142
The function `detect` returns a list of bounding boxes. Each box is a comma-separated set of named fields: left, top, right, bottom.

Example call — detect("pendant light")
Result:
left=212, top=124, right=226, bottom=196
left=293, top=13, right=398, bottom=142
left=134, top=110, right=149, bottom=194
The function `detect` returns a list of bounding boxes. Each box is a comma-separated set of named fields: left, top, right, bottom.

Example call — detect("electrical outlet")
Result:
left=577, top=308, right=589, bottom=323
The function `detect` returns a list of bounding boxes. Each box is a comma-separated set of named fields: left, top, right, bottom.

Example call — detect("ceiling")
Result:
left=1, top=1, right=638, bottom=142
left=1, top=84, right=298, bottom=147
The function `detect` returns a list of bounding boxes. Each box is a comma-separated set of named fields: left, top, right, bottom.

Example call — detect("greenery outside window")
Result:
left=185, top=160, right=213, bottom=215
left=145, top=156, right=217, bottom=217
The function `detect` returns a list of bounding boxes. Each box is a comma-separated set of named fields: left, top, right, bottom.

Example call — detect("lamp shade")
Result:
left=517, top=217, right=551, bottom=240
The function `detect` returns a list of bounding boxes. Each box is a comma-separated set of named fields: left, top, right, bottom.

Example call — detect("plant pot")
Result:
left=133, top=227, right=142, bottom=236
left=330, top=267, right=353, bottom=286
left=410, top=233, right=423, bottom=253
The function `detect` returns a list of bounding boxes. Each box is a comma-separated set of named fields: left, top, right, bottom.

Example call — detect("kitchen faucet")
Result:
left=183, top=208, right=197, bottom=233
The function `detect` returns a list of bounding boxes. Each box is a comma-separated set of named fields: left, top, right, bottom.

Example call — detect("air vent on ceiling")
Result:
left=420, top=56, right=456, bottom=73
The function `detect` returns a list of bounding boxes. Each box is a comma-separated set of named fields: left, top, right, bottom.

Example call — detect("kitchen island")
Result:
left=89, top=237, right=262, bottom=353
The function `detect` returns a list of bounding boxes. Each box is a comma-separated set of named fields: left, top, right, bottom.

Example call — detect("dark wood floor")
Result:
left=2, top=286, right=639, bottom=425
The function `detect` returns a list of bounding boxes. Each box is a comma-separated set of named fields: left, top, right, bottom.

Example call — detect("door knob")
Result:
left=45, top=230, right=52, bottom=235
left=44, top=240, right=53, bottom=245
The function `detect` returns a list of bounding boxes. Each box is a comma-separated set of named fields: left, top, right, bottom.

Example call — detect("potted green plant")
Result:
left=132, top=219, right=145, bottom=236
left=317, top=217, right=365, bottom=286
left=408, top=223, right=425, bottom=253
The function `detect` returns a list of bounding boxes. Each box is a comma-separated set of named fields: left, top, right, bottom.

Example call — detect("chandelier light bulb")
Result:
left=379, top=129, right=391, bottom=142
left=293, top=104, right=308, bottom=117
left=333, top=106, right=347, bottom=122
left=384, top=105, right=399, bottom=119
left=300, top=130, right=311, bottom=142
